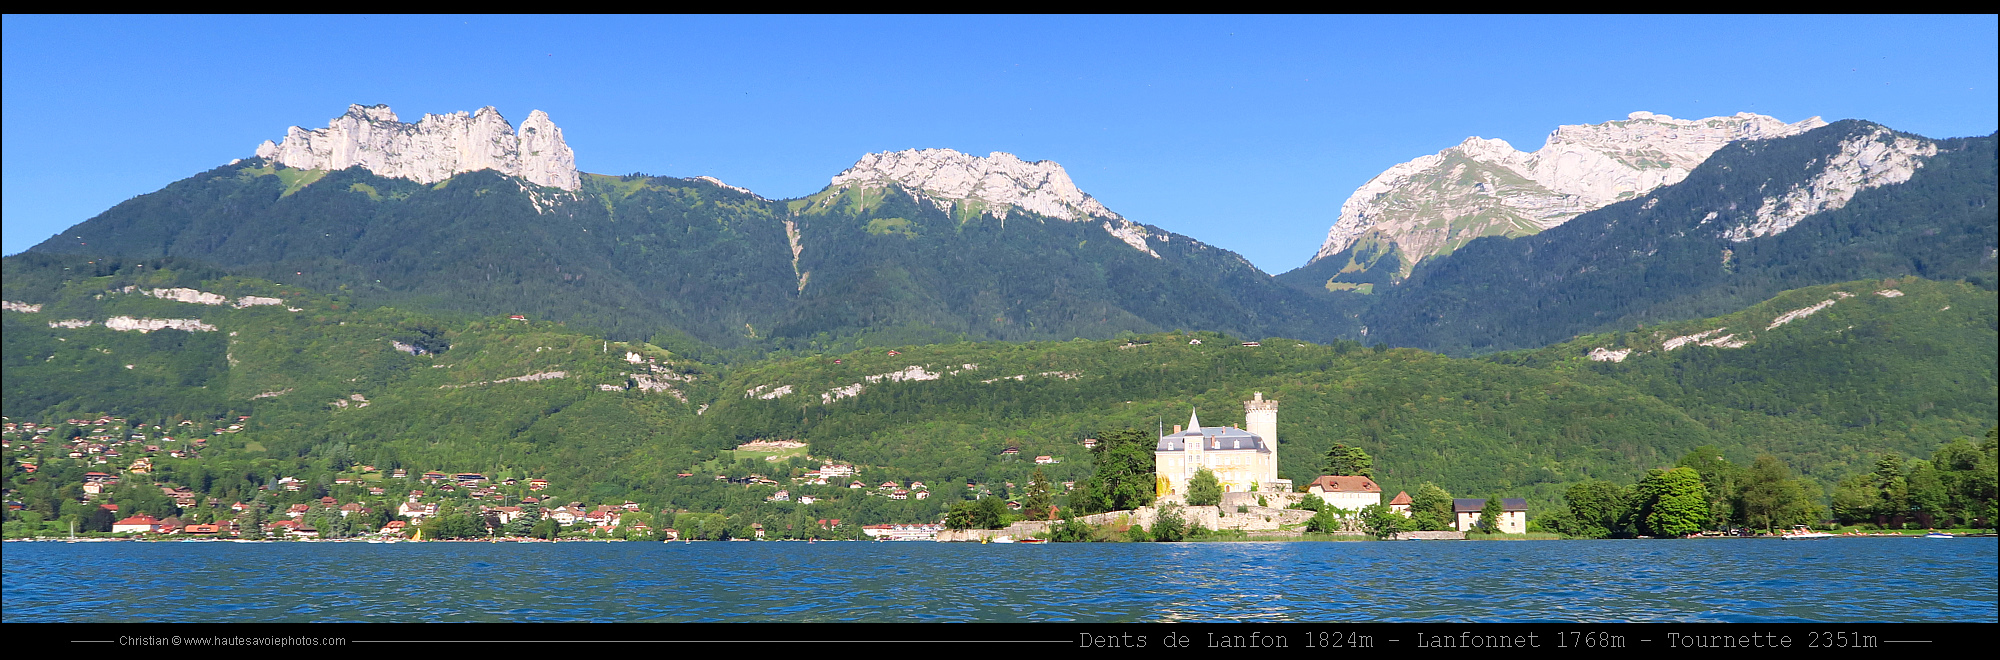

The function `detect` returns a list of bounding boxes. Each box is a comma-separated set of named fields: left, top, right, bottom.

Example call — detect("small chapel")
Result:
left=1153, top=392, right=1291, bottom=502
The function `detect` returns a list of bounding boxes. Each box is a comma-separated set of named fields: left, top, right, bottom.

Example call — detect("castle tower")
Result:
left=1244, top=392, right=1278, bottom=485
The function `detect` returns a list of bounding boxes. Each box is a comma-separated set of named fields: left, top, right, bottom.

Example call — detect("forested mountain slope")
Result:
left=26, top=160, right=1360, bottom=357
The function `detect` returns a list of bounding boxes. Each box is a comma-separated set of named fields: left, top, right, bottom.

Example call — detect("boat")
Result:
left=1781, top=525, right=1833, bottom=540
left=1924, top=531, right=1955, bottom=539
left=992, top=536, right=1015, bottom=544
left=1017, top=538, right=1049, bottom=544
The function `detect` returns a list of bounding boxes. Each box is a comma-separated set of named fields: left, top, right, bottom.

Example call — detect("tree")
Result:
left=1150, top=504, right=1188, bottom=542
left=1021, top=467, right=1054, bottom=520
left=1072, top=428, right=1156, bottom=514
left=1474, top=497, right=1505, bottom=534
left=1408, top=482, right=1453, bottom=531
left=1186, top=467, right=1222, bottom=507
left=1560, top=480, right=1627, bottom=538
left=946, top=497, right=1008, bottom=530
left=1049, top=518, right=1096, bottom=542
left=1637, top=468, right=1707, bottom=537
left=1676, top=446, right=1740, bottom=530
left=531, top=516, right=561, bottom=540
left=1358, top=503, right=1408, bottom=539
left=1306, top=506, right=1353, bottom=533
left=85, top=506, right=114, bottom=533
left=1322, top=443, right=1373, bottom=478
left=1738, top=455, right=1819, bottom=532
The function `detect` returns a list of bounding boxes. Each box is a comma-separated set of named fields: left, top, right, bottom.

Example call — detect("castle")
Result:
left=1154, top=392, right=1290, bottom=502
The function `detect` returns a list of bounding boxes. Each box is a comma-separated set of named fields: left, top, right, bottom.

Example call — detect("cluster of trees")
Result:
left=1831, top=431, right=1998, bottom=529
left=1537, top=446, right=1832, bottom=537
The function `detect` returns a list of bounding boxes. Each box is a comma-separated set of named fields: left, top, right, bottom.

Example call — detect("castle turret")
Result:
left=1244, top=392, right=1279, bottom=486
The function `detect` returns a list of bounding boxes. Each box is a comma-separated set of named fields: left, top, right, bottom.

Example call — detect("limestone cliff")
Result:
left=1312, top=111, right=1826, bottom=277
left=253, top=104, right=580, bottom=191
left=829, top=148, right=1160, bottom=257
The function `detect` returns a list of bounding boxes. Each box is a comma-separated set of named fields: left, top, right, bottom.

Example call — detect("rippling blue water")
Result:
left=4, top=538, right=1993, bottom=622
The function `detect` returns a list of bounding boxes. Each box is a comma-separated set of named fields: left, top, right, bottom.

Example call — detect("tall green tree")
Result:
left=1021, top=467, right=1055, bottom=520
left=1474, top=497, right=1505, bottom=534
left=1322, top=443, right=1373, bottom=477
left=1637, top=467, right=1708, bottom=537
left=1186, top=467, right=1222, bottom=507
left=1558, top=480, right=1627, bottom=538
left=1738, top=456, right=1819, bottom=532
left=1676, top=446, right=1740, bottom=530
left=1073, top=428, right=1155, bottom=514
left=1408, top=482, right=1453, bottom=531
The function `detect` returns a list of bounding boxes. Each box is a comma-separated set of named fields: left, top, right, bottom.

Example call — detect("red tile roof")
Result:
left=1308, top=475, right=1381, bottom=493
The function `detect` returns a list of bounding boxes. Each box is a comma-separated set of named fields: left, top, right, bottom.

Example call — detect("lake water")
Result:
left=4, top=538, right=1993, bottom=622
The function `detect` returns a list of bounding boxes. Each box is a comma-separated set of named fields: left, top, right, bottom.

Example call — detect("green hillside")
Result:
left=6, top=255, right=1992, bottom=533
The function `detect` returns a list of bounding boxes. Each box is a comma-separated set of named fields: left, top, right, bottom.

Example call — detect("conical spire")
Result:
left=1186, top=408, right=1202, bottom=433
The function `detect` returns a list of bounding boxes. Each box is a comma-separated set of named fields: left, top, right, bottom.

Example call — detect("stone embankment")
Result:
left=1391, top=531, right=1466, bottom=540
left=936, top=503, right=1319, bottom=541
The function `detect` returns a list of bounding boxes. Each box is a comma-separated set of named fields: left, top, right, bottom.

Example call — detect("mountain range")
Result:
left=4, top=103, right=1995, bottom=522
left=26, top=104, right=1994, bottom=358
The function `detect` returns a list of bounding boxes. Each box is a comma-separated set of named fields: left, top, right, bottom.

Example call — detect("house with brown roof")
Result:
left=1306, top=475, right=1382, bottom=511
left=1388, top=491, right=1413, bottom=516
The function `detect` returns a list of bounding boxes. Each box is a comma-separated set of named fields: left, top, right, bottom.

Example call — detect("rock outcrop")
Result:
left=1722, top=128, right=1936, bottom=241
left=1311, top=111, right=1827, bottom=276
left=831, top=148, right=1118, bottom=221
left=829, top=148, right=1163, bottom=257
left=254, top=104, right=580, bottom=191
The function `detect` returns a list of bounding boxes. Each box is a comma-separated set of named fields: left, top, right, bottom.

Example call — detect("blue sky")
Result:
left=5, top=15, right=1995, bottom=271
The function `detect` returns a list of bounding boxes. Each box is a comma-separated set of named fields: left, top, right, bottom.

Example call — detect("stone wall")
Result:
left=1391, top=530, right=1466, bottom=541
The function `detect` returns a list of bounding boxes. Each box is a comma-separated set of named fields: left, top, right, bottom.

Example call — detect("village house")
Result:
left=112, top=514, right=161, bottom=534
left=1389, top=491, right=1413, bottom=516
left=1453, top=498, right=1530, bottom=534
left=396, top=502, right=435, bottom=518
left=286, top=504, right=311, bottom=518
left=528, top=479, right=549, bottom=491
left=1306, top=476, right=1383, bottom=510
left=1035, top=455, right=1056, bottom=464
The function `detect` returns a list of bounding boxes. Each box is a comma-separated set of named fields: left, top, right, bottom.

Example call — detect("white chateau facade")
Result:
left=1154, top=393, right=1289, bottom=502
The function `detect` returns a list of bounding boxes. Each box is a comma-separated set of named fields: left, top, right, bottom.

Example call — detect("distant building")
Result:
left=1388, top=491, right=1413, bottom=516
left=1453, top=498, right=1528, bottom=534
left=112, top=514, right=161, bottom=534
left=1154, top=393, right=1287, bottom=502
left=1306, top=476, right=1382, bottom=510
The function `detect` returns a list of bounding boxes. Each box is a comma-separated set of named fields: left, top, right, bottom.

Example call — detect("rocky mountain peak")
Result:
left=1309, top=111, right=1826, bottom=276
left=829, top=148, right=1120, bottom=221
left=253, top=104, right=581, bottom=191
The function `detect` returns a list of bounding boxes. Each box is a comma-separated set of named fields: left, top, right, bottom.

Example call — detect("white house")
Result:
left=1453, top=498, right=1529, bottom=534
left=1306, top=475, right=1382, bottom=511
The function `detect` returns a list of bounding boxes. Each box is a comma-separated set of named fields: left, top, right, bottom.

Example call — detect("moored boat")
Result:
left=1781, top=525, right=1833, bottom=540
